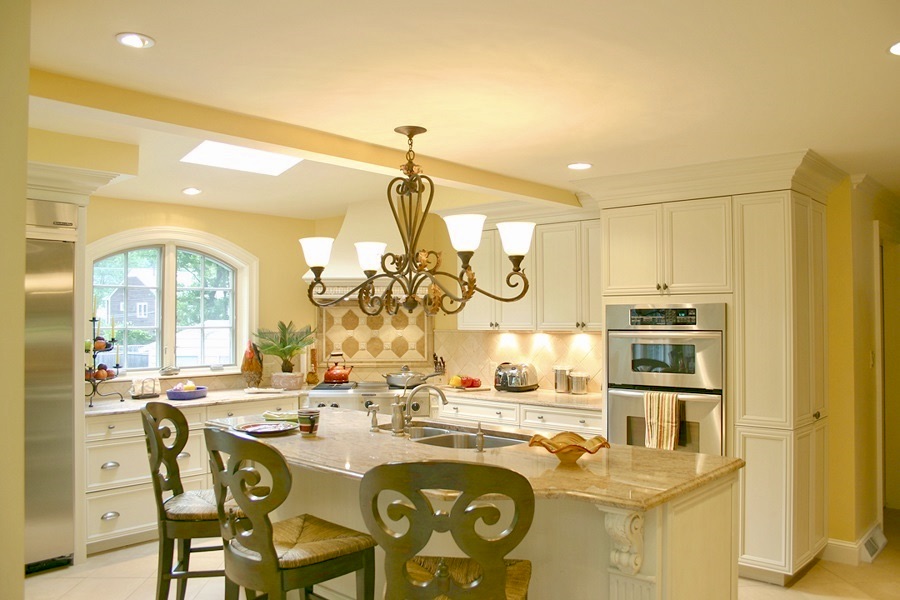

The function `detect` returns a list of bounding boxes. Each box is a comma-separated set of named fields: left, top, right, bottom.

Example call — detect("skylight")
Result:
left=180, top=141, right=303, bottom=176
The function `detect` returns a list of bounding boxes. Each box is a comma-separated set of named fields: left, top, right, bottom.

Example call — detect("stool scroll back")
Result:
left=359, top=460, right=535, bottom=599
left=141, top=402, right=190, bottom=520
left=204, top=427, right=292, bottom=580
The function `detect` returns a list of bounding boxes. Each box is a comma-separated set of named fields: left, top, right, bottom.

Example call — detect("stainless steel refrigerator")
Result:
left=25, top=237, right=75, bottom=573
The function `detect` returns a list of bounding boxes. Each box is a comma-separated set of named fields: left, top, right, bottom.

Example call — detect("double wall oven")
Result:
left=606, top=304, right=725, bottom=455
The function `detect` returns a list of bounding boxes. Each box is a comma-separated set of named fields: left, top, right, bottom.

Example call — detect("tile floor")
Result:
left=25, top=509, right=900, bottom=600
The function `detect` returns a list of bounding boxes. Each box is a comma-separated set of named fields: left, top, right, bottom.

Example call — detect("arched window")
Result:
left=88, top=227, right=258, bottom=374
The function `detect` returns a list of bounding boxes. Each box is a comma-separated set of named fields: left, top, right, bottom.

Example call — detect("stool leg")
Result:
left=225, top=577, right=239, bottom=600
left=176, top=538, right=190, bottom=600
left=156, top=535, right=174, bottom=600
left=357, top=548, right=375, bottom=600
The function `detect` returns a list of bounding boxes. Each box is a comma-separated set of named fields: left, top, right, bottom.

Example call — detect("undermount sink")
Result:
left=413, top=432, right=524, bottom=449
left=408, top=426, right=452, bottom=439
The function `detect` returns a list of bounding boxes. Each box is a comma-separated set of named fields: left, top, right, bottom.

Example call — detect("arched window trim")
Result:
left=86, top=226, right=259, bottom=376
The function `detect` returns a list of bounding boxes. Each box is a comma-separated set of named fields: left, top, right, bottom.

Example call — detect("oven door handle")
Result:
left=607, top=388, right=722, bottom=404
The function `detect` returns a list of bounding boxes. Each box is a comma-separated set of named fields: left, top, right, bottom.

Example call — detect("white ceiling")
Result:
left=28, top=0, right=900, bottom=218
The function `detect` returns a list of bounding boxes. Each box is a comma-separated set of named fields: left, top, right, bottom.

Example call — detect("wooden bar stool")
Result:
left=359, top=460, right=535, bottom=599
left=141, top=402, right=225, bottom=600
left=204, top=426, right=376, bottom=600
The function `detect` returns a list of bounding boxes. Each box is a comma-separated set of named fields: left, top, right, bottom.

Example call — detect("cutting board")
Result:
left=439, top=385, right=492, bottom=393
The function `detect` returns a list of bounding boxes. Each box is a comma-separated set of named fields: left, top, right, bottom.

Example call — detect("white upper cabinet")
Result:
left=602, top=197, right=732, bottom=295
left=457, top=229, right=535, bottom=331
left=535, top=220, right=602, bottom=332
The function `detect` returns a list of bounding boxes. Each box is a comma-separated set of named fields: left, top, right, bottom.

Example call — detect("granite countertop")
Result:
left=85, top=388, right=304, bottom=416
left=210, top=408, right=743, bottom=512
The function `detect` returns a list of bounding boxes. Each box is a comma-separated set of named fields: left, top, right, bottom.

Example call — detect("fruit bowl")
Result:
left=166, top=386, right=207, bottom=401
left=528, top=431, right=610, bottom=464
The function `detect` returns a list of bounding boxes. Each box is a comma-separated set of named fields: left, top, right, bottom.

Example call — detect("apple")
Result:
left=94, top=369, right=108, bottom=380
left=94, top=336, right=107, bottom=351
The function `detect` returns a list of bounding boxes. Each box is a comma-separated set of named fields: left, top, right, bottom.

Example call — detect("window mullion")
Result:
left=163, top=244, right=178, bottom=368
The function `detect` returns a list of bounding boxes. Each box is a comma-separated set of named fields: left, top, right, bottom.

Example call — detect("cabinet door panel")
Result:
left=536, top=222, right=580, bottom=330
left=457, top=230, right=496, bottom=330
left=734, top=195, right=790, bottom=426
left=792, top=196, right=813, bottom=422
left=736, top=427, right=790, bottom=571
left=665, top=197, right=732, bottom=293
left=581, top=220, right=604, bottom=331
left=602, top=206, right=662, bottom=295
left=810, top=201, right=827, bottom=417
left=496, top=231, right=536, bottom=330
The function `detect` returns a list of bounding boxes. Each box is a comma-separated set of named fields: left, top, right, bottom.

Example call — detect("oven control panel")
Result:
left=629, top=307, right=697, bottom=326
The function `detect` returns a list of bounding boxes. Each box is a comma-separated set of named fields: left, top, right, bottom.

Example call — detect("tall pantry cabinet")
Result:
left=732, top=190, right=828, bottom=582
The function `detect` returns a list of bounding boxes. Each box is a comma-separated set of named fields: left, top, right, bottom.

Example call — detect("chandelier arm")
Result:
left=305, top=273, right=407, bottom=309
left=408, top=174, right=435, bottom=255
left=469, top=271, right=531, bottom=303
left=387, top=176, right=412, bottom=256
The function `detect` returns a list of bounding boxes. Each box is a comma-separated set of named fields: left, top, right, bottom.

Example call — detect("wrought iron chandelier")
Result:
left=298, top=126, right=535, bottom=316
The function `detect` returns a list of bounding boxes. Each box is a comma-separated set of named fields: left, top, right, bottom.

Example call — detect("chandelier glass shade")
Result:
left=299, top=126, right=535, bottom=316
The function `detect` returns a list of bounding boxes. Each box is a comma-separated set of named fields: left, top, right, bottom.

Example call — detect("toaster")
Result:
left=494, top=362, right=539, bottom=392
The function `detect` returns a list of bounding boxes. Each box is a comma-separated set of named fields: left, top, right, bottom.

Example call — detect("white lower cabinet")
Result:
left=438, top=395, right=605, bottom=437
left=735, top=419, right=827, bottom=581
left=519, top=405, right=605, bottom=436
left=438, top=396, right=519, bottom=425
left=84, top=395, right=298, bottom=554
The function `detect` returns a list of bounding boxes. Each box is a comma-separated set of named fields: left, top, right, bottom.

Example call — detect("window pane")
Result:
left=204, top=328, right=233, bottom=365
left=93, top=254, right=125, bottom=286
left=204, top=257, right=233, bottom=288
left=93, top=247, right=161, bottom=371
left=203, top=290, right=232, bottom=324
left=176, top=249, right=203, bottom=288
left=176, top=290, right=202, bottom=326
left=175, top=327, right=202, bottom=367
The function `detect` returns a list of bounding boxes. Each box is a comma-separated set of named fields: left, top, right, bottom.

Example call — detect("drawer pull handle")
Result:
left=227, top=411, right=234, bottom=417
left=176, top=452, right=190, bottom=460
left=537, top=415, right=544, bottom=420
left=101, top=511, right=120, bottom=521
left=452, top=406, right=459, bottom=411
left=579, top=419, right=586, bottom=424
left=100, top=461, right=120, bottom=470
left=275, top=407, right=282, bottom=411
left=495, top=411, right=502, bottom=416
left=107, top=425, right=116, bottom=430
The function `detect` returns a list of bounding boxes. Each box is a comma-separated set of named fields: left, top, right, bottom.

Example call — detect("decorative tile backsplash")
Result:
left=433, top=330, right=604, bottom=393
left=318, top=302, right=431, bottom=363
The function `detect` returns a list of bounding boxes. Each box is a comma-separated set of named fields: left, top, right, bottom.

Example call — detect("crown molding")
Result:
left=575, top=150, right=847, bottom=208
left=27, top=162, right=123, bottom=205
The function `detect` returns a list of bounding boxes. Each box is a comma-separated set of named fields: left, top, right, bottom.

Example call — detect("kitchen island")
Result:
left=211, top=408, right=745, bottom=599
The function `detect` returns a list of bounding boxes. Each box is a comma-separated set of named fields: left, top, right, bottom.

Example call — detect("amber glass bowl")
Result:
left=528, top=431, right=610, bottom=464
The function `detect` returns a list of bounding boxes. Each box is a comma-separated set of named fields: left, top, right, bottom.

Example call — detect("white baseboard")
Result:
left=822, top=521, right=887, bottom=565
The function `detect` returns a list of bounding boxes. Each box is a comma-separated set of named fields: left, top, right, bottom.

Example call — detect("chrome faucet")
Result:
left=402, top=384, right=448, bottom=434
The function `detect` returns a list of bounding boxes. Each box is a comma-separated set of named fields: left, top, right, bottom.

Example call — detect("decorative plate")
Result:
left=235, top=422, right=298, bottom=436
left=528, top=431, right=610, bottom=464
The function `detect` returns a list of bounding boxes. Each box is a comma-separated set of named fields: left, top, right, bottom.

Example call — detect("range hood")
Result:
left=301, top=201, right=404, bottom=297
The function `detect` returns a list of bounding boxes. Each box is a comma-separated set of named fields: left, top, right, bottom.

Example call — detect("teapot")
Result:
left=324, top=352, right=353, bottom=383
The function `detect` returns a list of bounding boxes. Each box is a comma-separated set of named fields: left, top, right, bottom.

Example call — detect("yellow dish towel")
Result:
left=644, top=391, right=679, bottom=450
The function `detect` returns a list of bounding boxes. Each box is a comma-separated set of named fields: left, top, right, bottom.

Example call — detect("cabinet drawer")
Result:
left=168, top=404, right=207, bottom=429
left=520, top=406, right=605, bottom=434
left=86, top=431, right=206, bottom=492
left=206, top=397, right=294, bottom=420
left=439, top=398, right=518, bottom=424
left=85, top=475, right=207, bottom=543
left=86, top=412, right=143, bottom=441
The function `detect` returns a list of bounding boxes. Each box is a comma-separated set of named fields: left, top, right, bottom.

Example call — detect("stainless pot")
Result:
left=382, top=365, right=431, bottom=388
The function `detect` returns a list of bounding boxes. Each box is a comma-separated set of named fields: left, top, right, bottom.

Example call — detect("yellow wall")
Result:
left=827, top=176, right=900, bottom=542
left=885, top=241, right=900, bottom=508
left=87, top=197, right=319, bottom=330
left=0, top=0, right=28, bottom=596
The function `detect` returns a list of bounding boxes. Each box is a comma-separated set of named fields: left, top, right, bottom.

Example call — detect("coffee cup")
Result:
left=297, top=409, right=319, bottom=436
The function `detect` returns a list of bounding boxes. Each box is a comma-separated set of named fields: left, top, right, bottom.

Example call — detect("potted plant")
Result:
left=253, top=321, right=316, bottom=389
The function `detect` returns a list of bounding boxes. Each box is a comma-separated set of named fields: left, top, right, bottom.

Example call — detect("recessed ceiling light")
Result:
left=182, top=187, right=203, bottom=196
left=890, top=42, right=900, bottom=56
left=567, top=163, right=593, bottom=171
left=116, top=32, right=155, bottom=49
left=180, top=141, right=303, bottom=176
